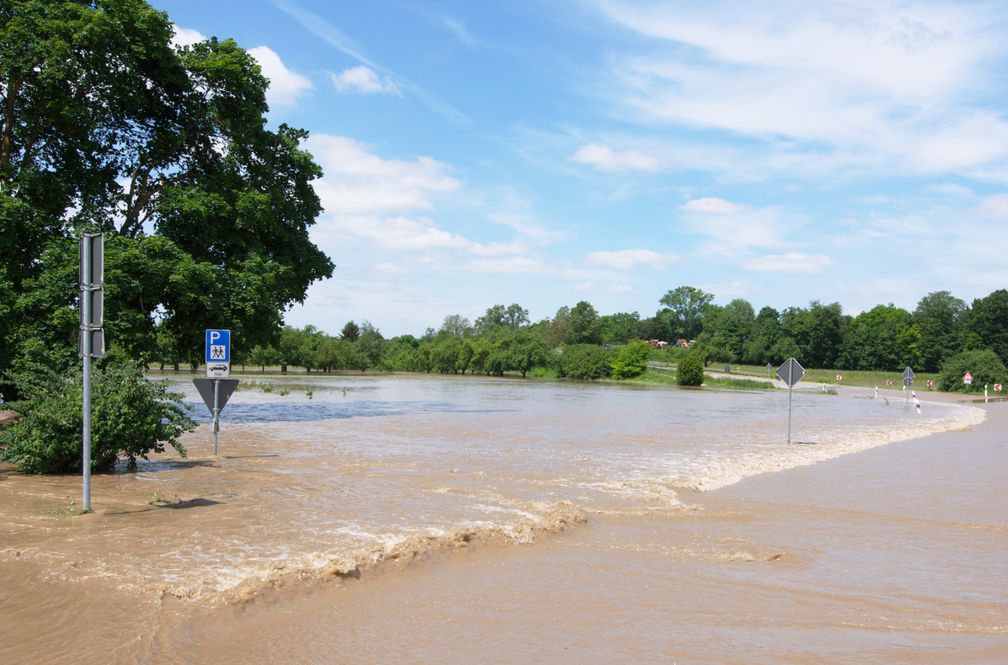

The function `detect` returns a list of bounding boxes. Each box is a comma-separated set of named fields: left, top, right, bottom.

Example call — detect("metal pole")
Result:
left=82, top=236, right=92, bottom=512
left=212, top=378, right=220, bottom=455
left=787, top=384, right=793, bottom=445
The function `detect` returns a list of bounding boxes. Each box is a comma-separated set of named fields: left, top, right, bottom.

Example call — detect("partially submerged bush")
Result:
left=610, top=339, right=652, bottom=379
left=938, top=349, right=1007, bottom=393
left=677, top=352, right=705, bottom=386
left=554, top=344, right=614, bottom=380
left=1, top=355, right=194, bottom=473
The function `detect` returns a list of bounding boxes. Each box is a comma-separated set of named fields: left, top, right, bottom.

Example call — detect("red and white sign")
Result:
left=885, top=379, right=893, bottom=386
left=996, top=383, right=1003, bottom=393
left=963, top=371, right=973, bottom=385
left=926, top=379, right=934, bottom=389
left=835, top=374, right=843, bottom=382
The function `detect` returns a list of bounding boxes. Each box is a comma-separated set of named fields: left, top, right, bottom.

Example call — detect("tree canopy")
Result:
left=0, top=0, right=333, bottom=393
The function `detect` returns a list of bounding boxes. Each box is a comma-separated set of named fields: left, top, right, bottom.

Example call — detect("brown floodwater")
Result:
left=1, top=375, right=1001, bottom=664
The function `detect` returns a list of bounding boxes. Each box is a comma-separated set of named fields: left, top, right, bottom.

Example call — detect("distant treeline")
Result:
left=210, top=286, right=1008, bottom=382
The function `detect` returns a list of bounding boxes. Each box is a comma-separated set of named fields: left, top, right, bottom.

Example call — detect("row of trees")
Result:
left=226, top=285, right=1007, bottom=386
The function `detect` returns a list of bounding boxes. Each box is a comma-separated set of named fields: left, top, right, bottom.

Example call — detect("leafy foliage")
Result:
left=0, top=0, right=332, bottom=399
left=677, top=352, right=705, bottom=386
left=938, top=349, right=1007, bottom=393
left=1, top=354, right=194, bottom=473
left=554, top=344, right=614, bottom=380
left=610, top=340, right=652, bottom=379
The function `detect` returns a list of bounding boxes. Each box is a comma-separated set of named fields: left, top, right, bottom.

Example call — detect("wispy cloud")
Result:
left=744, top=253, right=832, bottom=274
left=586, top=249, right=677, bottom=270
left=331, top=65, right=401, bottom=95
left=270, top=0, right=470, bottom=124
left=682, top=197, right=746, bottom=215
left=590, top=0, right=1008, bottom=178
left=570, top=143, right=660, bottom=172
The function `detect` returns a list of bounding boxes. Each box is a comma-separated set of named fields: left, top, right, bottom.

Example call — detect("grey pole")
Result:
left=212, top=378, right=220, bottom=456
left=81, top=237, right=92, bottom=512
left=786, top=381, right=793, bottom=445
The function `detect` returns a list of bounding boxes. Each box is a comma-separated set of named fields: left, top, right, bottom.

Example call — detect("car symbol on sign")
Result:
left=209, top=364, right=229, bottom=373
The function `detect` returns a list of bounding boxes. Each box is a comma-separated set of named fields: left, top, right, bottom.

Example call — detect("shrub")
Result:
left=554, top=344, right=614, bottom=380
left=611, top=339, right=652, bottom=379
left=938, top=349, right=1007, bottom=393
left=1, top=354, right=194, bottom=474
left=677, top=352, right=705, bottom=386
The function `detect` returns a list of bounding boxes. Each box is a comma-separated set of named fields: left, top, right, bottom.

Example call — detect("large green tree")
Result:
left=912, top=291, right=966, bottom=372
left=0, top=0, right=333, bottom=393
left=969, top=289, right=1008, bottom=366
left=659, top=286, right=714, bottom=340
left=839, top=304, right=915, bottom=371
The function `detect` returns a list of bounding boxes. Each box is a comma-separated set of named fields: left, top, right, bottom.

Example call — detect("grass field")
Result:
left=725, top=363, right=941, bottom=390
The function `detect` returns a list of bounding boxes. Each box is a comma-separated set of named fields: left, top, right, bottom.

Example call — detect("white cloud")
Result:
left=305, top=134, right=544, bottom=274
left=592, top=1, right=1008, bottom=177
left=679, top=201, right=802, bottom=252
left=307, top=134, right=461, bottom=215
left=248, top=46, right=313, bottom=108
left=681, top=197, right=747, bottom=215
left=571, top=143, right=659, bottom=172
left=171, top=25, right=205, bottom=48
left=331, top=65, right=402, bottom=95
left=466, top=257, right=547, bottom=274
left=586, top=249, right=677, bottom=270
left=744, top=253, right=833, bottom=274
left=373, top=263, right=409, bottom=274
left=978, top=193, right=1008, bottom=220
left=575, top=281, right=633, bottom=294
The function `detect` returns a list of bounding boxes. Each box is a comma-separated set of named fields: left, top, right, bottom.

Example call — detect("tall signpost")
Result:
left=193, top=329, right=238, bottom=455
left=79, top=234, right=105, bottom=512
left=776, top=357, right=805, bottom=444
left=902, top=366, right=915, bottom=408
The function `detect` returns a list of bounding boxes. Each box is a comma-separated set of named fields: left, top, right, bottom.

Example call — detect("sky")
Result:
left=155, top=0, right=1008, bottom=337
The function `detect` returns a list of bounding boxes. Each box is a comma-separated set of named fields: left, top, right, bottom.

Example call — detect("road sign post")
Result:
left=78, top=233, right=104, bottom=512
left=902, top=367, right=915, bottom=407
left=193, top=377, right=239, bottom=456
left=776, top=357, right=805, bottom=444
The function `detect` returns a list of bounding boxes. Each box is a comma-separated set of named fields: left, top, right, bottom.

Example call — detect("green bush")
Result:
left=611, top=339, right=652, bottom=379
left=554, top=344, right=614, bottom=380
left=677, top=352, right=705, bottom=386
left=1, top=355, right=194, bottom=474
left=938, top=349, right=1007, bottom=393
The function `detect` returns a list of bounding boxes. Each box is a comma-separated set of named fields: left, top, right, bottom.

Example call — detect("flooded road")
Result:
left=0, top=374, right=992, bottom=663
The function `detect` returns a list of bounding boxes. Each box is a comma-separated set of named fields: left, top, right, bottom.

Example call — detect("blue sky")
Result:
left=157, top=0, right=1008, bottom=337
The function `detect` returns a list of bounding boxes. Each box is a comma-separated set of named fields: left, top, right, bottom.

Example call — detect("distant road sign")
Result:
left=963, top=371, right=973, bottom=385
left=902, top=367, right=915, bottom=388
left=205, top=329, right=231, bottom=378
left=776, top=358, right=805, bottom=387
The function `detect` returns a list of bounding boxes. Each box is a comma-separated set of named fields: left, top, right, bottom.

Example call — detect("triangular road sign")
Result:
left=193, top=378, right=240, bottom=413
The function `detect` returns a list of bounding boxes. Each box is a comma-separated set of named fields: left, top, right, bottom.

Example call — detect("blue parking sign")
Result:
left=205, top=329, right=231, bottom=363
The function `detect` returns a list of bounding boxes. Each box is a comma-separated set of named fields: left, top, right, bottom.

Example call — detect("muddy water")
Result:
left=0, top=375, right=991, bottom=664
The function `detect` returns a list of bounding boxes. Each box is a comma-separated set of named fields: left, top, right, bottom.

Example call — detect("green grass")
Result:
left=728, top=363, right=940, bottom=390
left=703, top=376, right=777, bottom=391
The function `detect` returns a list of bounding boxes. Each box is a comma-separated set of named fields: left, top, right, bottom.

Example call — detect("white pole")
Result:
left=985, top=385, right=988, bottom=404
left=81, top=237, right=92, bottom=513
